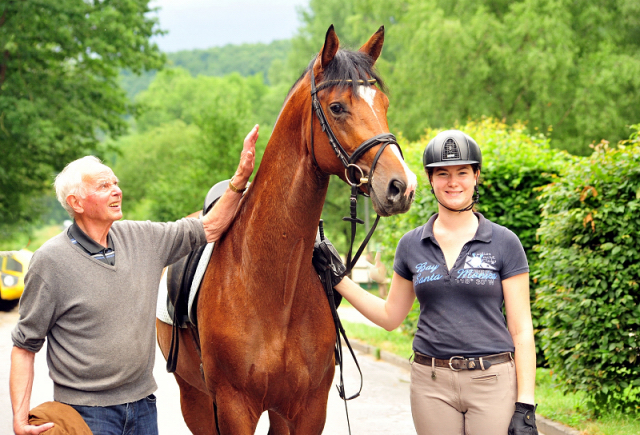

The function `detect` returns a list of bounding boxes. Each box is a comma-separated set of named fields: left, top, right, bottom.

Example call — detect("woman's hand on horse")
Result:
left=232, top=124, right=259, bottom=189
left=312, top=235, right=347, bottom=288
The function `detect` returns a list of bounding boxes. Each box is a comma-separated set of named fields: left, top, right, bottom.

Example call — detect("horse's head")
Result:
left=306, top=25, right=417, bottom=217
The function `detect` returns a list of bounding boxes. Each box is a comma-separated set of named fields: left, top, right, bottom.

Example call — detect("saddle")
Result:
left=166, top=183, right=224, bottom=328
left=165, top=187, right=223, bottom=373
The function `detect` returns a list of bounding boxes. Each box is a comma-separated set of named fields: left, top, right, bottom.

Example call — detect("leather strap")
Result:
left=414, top=352, right=512, bottom=371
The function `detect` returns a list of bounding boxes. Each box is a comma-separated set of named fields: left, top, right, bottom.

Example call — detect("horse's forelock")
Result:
left=287, top=49, right=386, bottom=99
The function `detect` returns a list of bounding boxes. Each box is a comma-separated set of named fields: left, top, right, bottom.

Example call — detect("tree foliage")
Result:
left=119, top=39, right=291, bottom=99
left=0, top=0, right=164, bottom=236
left=535, top=126, right=640, bottom=414
left=112, top=68, right=273, bottom=221
left=290, top=0, right=640, bottom=155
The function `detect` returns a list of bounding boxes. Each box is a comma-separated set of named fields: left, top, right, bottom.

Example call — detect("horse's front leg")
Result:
left=287, top=370, right=334, bottom=435
left=174, top=372, right=218, bottom=435
left=212, top=385, right=262, bottom=435
left=267, top=410, right=290, bottom=435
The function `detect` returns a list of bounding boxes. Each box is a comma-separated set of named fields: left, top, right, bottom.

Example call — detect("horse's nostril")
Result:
left=387, top=179, right=406, bottom=201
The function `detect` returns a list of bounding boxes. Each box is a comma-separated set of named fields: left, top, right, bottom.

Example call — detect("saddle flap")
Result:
left=166, top=244, right=207, bottom=328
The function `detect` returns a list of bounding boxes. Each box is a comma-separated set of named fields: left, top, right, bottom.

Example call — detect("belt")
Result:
left=414, top=352, right=512, bottom=371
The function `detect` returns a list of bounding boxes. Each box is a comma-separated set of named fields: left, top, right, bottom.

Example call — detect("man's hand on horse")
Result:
left=231, top=124, right=259, bottom=191
left=201, top=124, right=259, bottom=243
left=312, top=235, right=347, bottom=288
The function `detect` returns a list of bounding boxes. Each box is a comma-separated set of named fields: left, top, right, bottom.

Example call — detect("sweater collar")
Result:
left=68, top=221, right=113, bottom=254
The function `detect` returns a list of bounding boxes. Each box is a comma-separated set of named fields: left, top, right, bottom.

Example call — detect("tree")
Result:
left=290, top=0, right=640, bottom=155
left=388, top=0, right=640, bottom=154
left=0, top=0, right=164, bottom=236
left=119, top=39, right=292, bottom=100
left=112, top=69, right=272, bottom=221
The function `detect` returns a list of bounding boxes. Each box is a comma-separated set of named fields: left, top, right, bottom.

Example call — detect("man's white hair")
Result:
left=54, top=156, right=110, bottom=218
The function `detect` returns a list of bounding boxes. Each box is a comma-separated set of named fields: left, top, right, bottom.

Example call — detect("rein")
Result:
left=309, top=68, right=404, bottom=272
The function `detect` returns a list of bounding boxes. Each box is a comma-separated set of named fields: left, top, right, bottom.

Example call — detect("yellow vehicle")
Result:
left=1, top=249, right=33, bottom=310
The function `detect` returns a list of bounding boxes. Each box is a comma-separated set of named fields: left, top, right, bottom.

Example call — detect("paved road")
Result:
left=0, top=306, right=415, bottom=434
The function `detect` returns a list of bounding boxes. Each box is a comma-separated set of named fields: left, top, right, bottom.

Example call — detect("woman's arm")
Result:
left=335, top=272, right=415, bottom=331
left=503, top=272, right=536, bottom=405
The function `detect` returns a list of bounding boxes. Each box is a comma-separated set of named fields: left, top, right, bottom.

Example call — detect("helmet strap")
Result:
left=430, top=185, right=480, bottom=213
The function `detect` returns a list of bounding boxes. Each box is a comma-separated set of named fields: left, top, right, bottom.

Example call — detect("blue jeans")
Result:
left=71, top=394, right=158, bottom=435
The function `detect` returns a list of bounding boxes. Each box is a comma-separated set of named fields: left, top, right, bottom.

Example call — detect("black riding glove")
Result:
left=508, top=402, right=538, bottom=435
left=312, top=234, right=347, bottom=288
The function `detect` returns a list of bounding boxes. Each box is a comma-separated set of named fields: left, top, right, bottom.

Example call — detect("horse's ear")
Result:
left=320, top=24, right=340, bottom=69
left=359, top=25, right=385, bottom=64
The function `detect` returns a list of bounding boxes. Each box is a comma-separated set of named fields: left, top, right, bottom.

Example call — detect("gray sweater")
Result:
left=12, top=219, right=207, bottom=406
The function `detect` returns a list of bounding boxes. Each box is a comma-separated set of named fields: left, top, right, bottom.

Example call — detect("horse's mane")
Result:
left=287, top=49, right=387, bottom=100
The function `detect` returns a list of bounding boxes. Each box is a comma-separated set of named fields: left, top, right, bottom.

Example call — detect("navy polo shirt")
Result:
left=67, top=222, right=116, bottom=266
left=394, top=212, right=529, bottom=359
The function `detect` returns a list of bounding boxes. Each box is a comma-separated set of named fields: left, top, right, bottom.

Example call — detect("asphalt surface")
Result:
left=0, top=305, right=415, bottom=435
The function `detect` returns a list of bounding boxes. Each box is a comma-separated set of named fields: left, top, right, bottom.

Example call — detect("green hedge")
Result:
left=375, top=119, right=572, bottom=367
left=535, top=126, right=640, bottom=414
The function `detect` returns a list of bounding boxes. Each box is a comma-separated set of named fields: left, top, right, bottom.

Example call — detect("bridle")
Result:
left=309, top=67, right=404, bottom=271
left=309, top=67, right=407, bottom=434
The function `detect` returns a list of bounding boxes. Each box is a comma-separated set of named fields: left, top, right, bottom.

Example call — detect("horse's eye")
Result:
left=329, top=103, right=344, bottom=114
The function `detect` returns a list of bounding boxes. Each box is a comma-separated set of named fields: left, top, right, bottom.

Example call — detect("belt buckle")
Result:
left=448, top=356, right=464, bottom=371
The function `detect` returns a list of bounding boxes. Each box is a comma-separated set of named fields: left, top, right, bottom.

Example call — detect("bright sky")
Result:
left=149, top=0, right=308, bottom=52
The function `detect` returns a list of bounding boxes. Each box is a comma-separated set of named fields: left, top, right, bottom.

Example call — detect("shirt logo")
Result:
left=464, top=252, right=496, bottom=269
left=458, top=252, right=498, bottom=283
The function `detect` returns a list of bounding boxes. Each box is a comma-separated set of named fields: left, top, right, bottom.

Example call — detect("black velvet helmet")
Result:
left=423, top=130, right=482, bottom=169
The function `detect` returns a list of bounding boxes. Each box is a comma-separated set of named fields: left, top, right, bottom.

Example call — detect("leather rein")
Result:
left=309, top=67, right=404, bottom=272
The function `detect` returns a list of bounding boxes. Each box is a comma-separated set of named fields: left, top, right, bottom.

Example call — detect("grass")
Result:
left=342, top=320, right=413, bottom=359
left=535, top=369, right=640, bottom=435
left=340, top=319, right=640, bottom=435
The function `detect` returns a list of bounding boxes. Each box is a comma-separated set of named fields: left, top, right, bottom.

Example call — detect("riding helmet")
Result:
left=423, top=130, right=482, bottom=169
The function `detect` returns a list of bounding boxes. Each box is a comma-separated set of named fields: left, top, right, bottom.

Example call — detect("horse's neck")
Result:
left=237, top=121, right=329, bottom=250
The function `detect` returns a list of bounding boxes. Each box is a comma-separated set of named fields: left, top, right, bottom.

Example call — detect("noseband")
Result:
left=308, top=68, right=405, bottom=273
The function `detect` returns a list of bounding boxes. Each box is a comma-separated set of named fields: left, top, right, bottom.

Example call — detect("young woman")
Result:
left=316, top=130, right=538, bottom=435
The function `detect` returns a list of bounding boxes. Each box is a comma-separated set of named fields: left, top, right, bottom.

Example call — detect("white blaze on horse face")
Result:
left=357, top=85, right=380, bottom=123
left=357, top=85, right=417, bottom=199
left=391, top=145, right=418, bottom=199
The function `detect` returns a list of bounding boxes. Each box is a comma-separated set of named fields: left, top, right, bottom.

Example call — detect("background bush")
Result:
left=535, top=126, right=640, bottom=414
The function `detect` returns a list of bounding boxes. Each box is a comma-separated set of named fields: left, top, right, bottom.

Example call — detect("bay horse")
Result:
left=157, top=25, right=417, bottom=434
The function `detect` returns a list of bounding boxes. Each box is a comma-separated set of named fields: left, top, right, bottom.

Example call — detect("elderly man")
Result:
left=10, top=125, right=259, bottom=435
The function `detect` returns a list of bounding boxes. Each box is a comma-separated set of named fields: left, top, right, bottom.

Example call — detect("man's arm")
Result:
left=202, top=124, right=259, bottom=243
left=10, top=346, right=54, bottom=435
